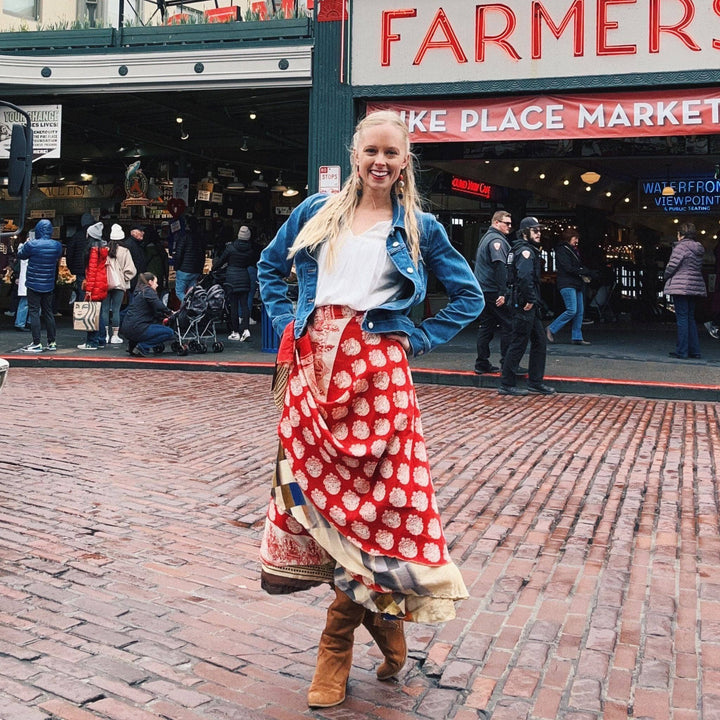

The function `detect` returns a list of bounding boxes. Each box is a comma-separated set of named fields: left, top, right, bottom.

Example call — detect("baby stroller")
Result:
left=587, top=266, right=619, bottom=323
left=169, top=282, right=225, bottom=355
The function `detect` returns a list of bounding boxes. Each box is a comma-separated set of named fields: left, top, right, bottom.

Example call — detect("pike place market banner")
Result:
left=368, top=88, right=720, bottom=143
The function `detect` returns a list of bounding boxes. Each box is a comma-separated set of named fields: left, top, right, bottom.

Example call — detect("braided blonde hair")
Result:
left=288, top=110, right=422, bottom=264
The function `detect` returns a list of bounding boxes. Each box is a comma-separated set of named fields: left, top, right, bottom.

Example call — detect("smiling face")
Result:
left=353, top=122, right=409, bottom=198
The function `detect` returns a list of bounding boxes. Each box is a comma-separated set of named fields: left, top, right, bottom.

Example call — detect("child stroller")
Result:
left=169, top=282, right=225, bottom=355
left=587, top=266, right=619, bottom=323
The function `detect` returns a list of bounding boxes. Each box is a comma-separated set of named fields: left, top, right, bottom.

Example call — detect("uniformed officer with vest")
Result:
left=473, top=210, right=513, bottom=374
left=499, top=217, right=557, bottom=396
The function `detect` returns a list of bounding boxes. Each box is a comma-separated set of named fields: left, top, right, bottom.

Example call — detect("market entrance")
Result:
left=0, top=86, right=310, bottom=244
left=371, top=91, right=720, bottom=327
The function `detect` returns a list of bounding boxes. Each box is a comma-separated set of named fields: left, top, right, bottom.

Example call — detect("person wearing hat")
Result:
left=77, top=221, right=109, bottom=350
left=499, top=217, right=556, bottom=396
left=212, top=225, right=255, bottom=341
left=105, top=224, right=137, bottom=344
left=65, top=212, right=96, bottom=305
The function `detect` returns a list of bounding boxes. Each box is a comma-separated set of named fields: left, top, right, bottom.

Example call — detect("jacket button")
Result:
left=368, top=322, right=374, bottom=329
left=392, top=241, right=399, bottom=247
left=407, top=267, right=414, bottom=273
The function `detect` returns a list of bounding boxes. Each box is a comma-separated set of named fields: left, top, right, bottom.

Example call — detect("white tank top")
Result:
left=315, top=220, right=403, bottom=311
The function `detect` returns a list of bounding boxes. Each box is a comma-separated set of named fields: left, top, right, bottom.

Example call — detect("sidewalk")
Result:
left=1, top=312, right=718, bottom=400
left=1, top=367, right=718, bottom=719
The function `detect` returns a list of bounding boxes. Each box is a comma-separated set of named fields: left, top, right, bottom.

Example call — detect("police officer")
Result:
left=473, top=210, right=513, bottom=374
left=499, top=216, right=557, bottom=396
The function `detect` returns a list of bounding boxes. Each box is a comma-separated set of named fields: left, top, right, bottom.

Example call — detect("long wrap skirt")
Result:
left=260, top=305, right=467, bottom=623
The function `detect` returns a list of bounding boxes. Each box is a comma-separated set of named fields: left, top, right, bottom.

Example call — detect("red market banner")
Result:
left=369, top=88, right=720, bottom=143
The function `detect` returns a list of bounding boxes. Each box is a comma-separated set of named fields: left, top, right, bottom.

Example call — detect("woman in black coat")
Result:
left=546, top=228, right=592, bottom=345
left=120, top=272, right=174, bottom=356
left=212, top=225, right=254, bottom=342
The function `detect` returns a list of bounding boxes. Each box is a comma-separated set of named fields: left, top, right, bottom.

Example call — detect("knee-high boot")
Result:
left=362, top=612, right=407, bottom=680
left=307, top=586, right=367, bottom=708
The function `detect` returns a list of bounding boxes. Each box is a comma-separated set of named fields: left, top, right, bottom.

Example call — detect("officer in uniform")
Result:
left=473, top=210, right=513, bottom=374
left=499, top=216, right=557, bottom=396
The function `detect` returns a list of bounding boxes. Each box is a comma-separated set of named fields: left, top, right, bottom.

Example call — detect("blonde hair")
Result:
left=288, top=110, right=423, bottom=265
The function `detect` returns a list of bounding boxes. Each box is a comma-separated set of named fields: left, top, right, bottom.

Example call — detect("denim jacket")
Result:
left=257, top=193, right=484, bottom=357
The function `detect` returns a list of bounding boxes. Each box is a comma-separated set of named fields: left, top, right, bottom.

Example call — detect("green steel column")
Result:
left=307, top=9, right=354, bottom=194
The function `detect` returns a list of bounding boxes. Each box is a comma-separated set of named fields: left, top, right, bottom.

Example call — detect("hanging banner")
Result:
left=0, top=104, right=61, bottom=161
left=369, top=87, right=720, bottom=143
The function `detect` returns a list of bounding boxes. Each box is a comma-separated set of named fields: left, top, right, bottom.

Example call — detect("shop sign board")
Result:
left=639, top=176, right=720, bottom=213
left=319, top=165, right=342, bottom=194
left=450, top=175, right=493, bottom=199
left=0, top=104, right=61, bottom=161
left=352, top=1, right=720, bottom=86
left=369, top=87, right=720, bottom=143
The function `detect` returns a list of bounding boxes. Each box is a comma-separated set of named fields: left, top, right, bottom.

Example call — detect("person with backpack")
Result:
left=212, top=225, right=254, bottom=341
left=120, top=272, right=174, bottom=357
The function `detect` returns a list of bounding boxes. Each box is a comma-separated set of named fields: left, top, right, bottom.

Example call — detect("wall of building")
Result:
left=0, top=1, right=297, bottom=30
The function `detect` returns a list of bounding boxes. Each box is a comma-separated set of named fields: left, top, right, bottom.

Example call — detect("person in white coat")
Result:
left=105, top=224, right=137, bottom=344
left=14, top=249, right=29, bottom=332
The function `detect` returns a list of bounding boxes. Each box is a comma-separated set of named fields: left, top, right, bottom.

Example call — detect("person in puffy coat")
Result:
left=664, top=221, right=707, bottom=359
left=17, top=218, right=63, bottom=353
left=120, top=272, right=174, bottom=357
left=77, top=221, right=109, bottom=350
left=212, top=225, right=254, bottom=341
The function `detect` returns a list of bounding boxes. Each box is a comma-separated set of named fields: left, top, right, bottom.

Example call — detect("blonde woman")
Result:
left=257, top=110, right=484, bottom=708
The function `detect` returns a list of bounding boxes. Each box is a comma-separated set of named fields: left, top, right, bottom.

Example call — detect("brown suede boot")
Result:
left=307, top=586, right=366, bottom=708
left=362, top=612, right=407, bottom=680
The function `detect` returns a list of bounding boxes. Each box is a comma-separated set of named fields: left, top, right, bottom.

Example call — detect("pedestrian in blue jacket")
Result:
left=17, top=219, right=63, bottom=353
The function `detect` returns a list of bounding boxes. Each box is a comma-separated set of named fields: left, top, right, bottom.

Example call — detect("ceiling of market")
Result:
left=26, top=86, right=311, bottom=188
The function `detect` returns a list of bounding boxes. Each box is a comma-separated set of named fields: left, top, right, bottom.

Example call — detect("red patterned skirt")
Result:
left=260, top=306, right=467, bottom=622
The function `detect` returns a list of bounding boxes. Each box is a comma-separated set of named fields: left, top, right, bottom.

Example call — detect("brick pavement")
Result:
left=1, top=368, right=719, bottom=720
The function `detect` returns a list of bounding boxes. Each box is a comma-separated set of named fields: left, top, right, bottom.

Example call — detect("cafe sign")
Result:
left=352, top=1, right=720, bottom=86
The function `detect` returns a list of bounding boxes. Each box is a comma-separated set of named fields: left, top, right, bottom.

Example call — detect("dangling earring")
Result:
left=356, top=167, right=363, bottom=198
left=397, top=173, right=405, bottom=200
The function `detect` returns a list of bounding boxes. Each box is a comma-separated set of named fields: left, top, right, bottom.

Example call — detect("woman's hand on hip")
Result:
left=385, top=333, right=411, bottom=355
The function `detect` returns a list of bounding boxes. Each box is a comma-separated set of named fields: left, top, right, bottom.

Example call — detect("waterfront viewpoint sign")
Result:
left=352, top=1, right=720, bottom=86
left=368, top=88, right=720, bottom=142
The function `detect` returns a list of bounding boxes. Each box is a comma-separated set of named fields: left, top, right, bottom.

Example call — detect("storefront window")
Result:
left=5, top=0, right=39, bottom=20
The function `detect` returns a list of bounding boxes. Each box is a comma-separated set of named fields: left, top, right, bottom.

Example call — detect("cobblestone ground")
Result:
left=1, top=368, right=719, bottom=720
